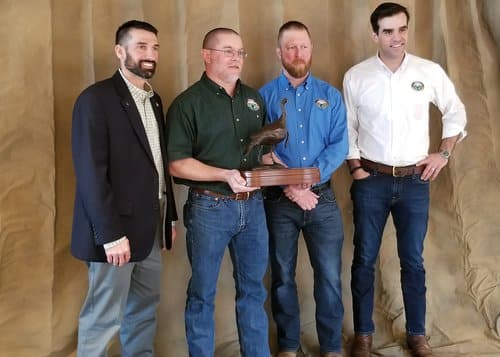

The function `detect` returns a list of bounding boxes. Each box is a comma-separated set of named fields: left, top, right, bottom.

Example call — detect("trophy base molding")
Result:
left=242, top=167, right=320, bottom=187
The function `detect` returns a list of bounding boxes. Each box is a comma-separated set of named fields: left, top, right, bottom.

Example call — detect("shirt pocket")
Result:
left=407, top=82, right=431, bottom=120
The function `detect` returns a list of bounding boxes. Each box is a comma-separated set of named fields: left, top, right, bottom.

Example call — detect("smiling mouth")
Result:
left=141, top=61, right=156, bottom=68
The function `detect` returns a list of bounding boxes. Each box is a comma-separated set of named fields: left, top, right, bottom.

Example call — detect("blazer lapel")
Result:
left=112, top=71, right=155, bottom=165
left=151, top=96, right=168, bottom=163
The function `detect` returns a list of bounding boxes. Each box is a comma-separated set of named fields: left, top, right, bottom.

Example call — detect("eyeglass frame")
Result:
left=205, top=47, right=248, bottom=59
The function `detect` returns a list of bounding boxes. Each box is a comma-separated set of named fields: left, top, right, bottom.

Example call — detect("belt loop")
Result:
left=236, top=191, right=250, bottom=200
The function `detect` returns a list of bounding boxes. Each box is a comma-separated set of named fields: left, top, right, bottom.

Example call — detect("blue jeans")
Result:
left=183, top=189, right=270, bottom=357
left=350, top=172, right=430, bottom=336
left=264, top=184, right=344, bottom=353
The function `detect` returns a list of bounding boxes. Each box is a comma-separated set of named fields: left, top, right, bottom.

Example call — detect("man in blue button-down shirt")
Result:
left=260, top=21, right=348, bottom=357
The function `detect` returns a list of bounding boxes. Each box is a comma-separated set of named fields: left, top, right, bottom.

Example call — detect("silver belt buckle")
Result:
left=392, top=166, right=405, bottom=177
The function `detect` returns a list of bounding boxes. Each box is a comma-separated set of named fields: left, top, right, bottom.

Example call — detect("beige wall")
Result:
left=0, top=0, right=499, bottom=356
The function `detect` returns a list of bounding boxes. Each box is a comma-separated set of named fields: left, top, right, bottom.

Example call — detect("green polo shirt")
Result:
left=166, top=72, right=267, bottom=195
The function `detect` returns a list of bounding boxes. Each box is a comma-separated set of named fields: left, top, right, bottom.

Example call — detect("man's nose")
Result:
left=293, top=49, right=303, bottom=58
left=145, top=47, right=158, bottom=59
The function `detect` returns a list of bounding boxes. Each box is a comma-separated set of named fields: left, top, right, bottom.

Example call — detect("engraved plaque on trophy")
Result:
left=241, top=98, right=320, bottom=187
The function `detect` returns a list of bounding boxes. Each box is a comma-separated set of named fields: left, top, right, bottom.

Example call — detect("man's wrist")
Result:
left=350, top=166, right=363, bottom=174
left=103, top=237, right=127, bottom=250
left=439, top=149, right=451, bottom=160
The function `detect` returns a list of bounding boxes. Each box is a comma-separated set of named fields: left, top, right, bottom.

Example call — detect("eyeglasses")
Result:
left=206, top=48, right=248, bottom=59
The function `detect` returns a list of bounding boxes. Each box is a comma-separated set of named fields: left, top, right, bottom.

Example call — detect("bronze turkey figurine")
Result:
left=245, top=98, right=289, bottom=166
left=241, top=97, right=320, bottom=186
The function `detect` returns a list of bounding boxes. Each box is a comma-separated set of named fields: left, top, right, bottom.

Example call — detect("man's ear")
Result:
left=371, top=32, right=379, bottom=44
left=115, top=44, right=125, bottom=60
left=201, top=48, right=211, bottom=63
left=276, top=47, right=282, bottom=61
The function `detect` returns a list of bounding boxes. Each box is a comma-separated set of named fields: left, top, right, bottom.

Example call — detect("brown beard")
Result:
left=282, top=58, right=312, bottom=78
left=125, top=51, right=156, bottom=79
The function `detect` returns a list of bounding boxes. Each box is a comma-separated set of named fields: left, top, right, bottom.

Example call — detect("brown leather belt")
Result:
left=361, top=158, right=424, bottom=177
left=192, top=188, right=256, bottom=201
left=311, top=181, right=331, bottom=193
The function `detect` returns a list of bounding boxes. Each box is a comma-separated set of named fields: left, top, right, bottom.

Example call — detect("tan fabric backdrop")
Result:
left=1, top=0, right=499, bottom=356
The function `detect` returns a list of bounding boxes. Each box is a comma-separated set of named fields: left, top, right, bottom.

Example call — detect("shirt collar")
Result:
left=119, top=68, right=154, bottom=99
left=375, top=51, right=409, bottom=73
left=278, top=71, right=311, bottom=91
left=201, top=71, right=241, bottom=96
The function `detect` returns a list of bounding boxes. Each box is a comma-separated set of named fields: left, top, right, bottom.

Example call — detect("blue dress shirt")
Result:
left=259, top=72, right=348, bottom=184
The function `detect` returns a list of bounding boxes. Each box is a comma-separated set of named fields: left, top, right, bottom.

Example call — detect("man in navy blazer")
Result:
left=71, top=20, right=177, bottom=356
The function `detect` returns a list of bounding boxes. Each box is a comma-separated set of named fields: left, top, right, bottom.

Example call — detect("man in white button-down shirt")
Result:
left=343, top=3, right=466, bottom=356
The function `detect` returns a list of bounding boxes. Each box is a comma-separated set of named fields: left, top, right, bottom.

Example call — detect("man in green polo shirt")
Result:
left=166, top=27, right=270, bottom=357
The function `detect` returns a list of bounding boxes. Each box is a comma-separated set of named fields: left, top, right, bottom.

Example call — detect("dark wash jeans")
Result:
left=264, top=184, right=344, bottom=353
left=183, top=189, right=270, bottom=357
left=350, top=172, right=430, bottom=336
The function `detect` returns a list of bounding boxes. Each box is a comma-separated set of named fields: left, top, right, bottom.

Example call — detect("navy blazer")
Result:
left=71, top=71, right=177, bottom=262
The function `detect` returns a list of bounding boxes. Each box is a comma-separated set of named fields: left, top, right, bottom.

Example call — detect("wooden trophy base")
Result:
left=242, top=166, right=320, bottom=187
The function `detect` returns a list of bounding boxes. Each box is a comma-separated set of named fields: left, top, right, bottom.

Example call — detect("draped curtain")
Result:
left=0, top=0, right=499, bottom=355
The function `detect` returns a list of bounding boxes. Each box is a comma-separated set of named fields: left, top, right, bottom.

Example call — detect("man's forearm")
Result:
left=168, top=157, right=230, bottom=182
left=439, top=134, right=461, bottom=154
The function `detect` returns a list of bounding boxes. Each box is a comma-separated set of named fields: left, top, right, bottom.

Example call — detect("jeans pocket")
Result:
left=353, top=173, right=373, bottom=182
left=318, top=188, right=337, bottom=204
left=190, top=193, right=223, bottom=210
left=413, top=175, right=430, bottom=185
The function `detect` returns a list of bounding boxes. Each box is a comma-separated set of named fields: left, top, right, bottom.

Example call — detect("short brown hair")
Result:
left=277, top=21, right=311, bottom=46
left=202, top=28, right=240, bottom=49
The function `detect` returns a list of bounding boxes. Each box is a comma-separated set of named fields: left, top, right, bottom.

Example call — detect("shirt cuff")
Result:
left=103, top=237, right=127, bottom=250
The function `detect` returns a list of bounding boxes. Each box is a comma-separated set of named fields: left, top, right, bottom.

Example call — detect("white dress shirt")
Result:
left=343, top=53, right=467, bottom=166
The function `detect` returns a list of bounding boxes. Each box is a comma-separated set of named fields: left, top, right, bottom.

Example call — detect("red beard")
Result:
left=283, top=58, right=311, bottom=78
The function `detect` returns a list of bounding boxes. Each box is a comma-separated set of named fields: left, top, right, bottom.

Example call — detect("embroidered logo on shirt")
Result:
left=315, top=99, right=329, bottom=109
left=411, top=81, right=424, bottom=91
left=247, top=98, right=260, bottom=111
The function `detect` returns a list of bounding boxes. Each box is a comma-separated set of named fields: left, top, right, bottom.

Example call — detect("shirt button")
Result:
left=256, top=115, right=259, bottom=118
left=236, top=118, right=240, bottom=122
left=301, top=140, right=305, bottom=144
left=243, top=158, right=247, bottom=162
left=298, top=108, right=302, bottom=112
left=297, top=93, right=301, bottom=97
left=299, top=124, right=303, bottom=128
left=240, top=138, right=244, bottom=142
left=302, top=157, right=306, bottom=161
